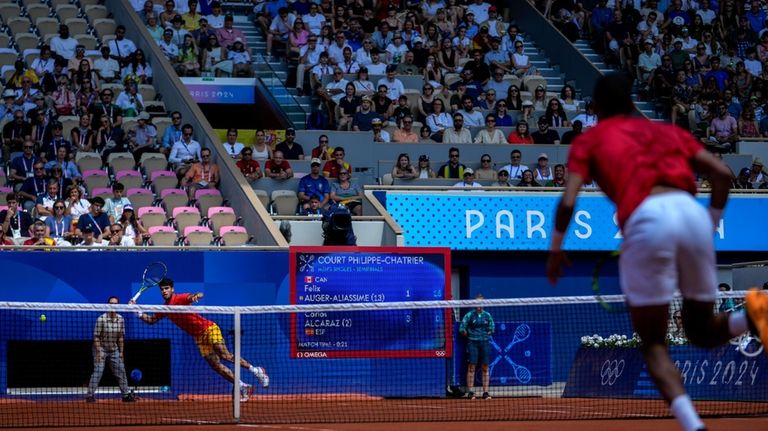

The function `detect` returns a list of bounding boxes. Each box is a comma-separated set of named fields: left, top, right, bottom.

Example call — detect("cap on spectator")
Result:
left=480, top=24, right=489, bottom=30
left=171, top=14, right=184, bottom=23
left=419, top=154, right=429, bottom=162
left=386, top=64, right=397, bottom=72
left=234, top=37, right=243, bottom=43
left=673, top=38, right=684, bottom=45
left=681, top=27, right=689, bottom=32
left=463, top=168, right=474, bottom=176
left=90, top=196, right=105, bottom=206
left=522, top=100, right=534, bottom=107
left=76, top=44, right=85, bottom=50
left=52, top=121, right=63, bottom=129
left=672, top=16, right=685, bottom=26
left=491, top=36, right=501, bottom=43
left=123, top=204, right=134, bottom=211
left=753, top=158, right=764, bottom=168
left=310, top=158, right=322, bottom=166
left=537, top=116, right=548, bottom=124
left=138, top=111, right=151, bottom=120
left=358, top=66, right=368, bottom=72
left=164, top=28, right=173, bottom=35
left=388, top=3, right=397, bottom=9
left=81, top=227, right=94, bottom=234
left=225, top=14, right=234, bottom=21
left=412, top=36, right=423, bottom=44
left=740, top=167, right=751, bottom=177
left=371, top=117, right=383, bottom=125
left=488, top=5, right=497, bottom=12
left=498, top=169, right=509, bottom=176
left=2, top=89, right=15, bottom=98
left=361, top=96, right=372, bottom=103
left=199, top=17, right=208, bottom=23
left=644, top=38, right=654, bottom=45
left=286, top=127, right=296, bottom=134
left=538, top=153, right=549, bottom=160
left=34, top=93, right=45, bottom=100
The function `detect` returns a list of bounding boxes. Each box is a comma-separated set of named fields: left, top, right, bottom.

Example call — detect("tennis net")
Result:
left=0, top=294, right=766, bottom=427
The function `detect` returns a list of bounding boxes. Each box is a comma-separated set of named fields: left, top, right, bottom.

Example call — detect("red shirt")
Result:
left=568, top=116, right=701, bottom=229
left=507, top=132, right=534, bottom=144
left=236, top=159, right=260, bottom=176
left=161, top=293, right=214, bottom=336
left=322, top=160, right=351, bottom=178
left=264, top=159, right=291, bottom=174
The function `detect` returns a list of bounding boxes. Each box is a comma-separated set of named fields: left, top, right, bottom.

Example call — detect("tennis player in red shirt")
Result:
left=547, top=73, right=768, bottom=431
left=134, top=278, right=269, bottom=401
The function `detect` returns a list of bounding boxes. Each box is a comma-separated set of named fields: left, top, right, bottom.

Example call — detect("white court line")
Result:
left=159, top=418, right=221, bottom=425
left=236, top=425, right=338, bottom=431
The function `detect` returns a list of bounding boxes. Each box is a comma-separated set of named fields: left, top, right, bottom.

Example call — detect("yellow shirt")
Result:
left=181, top=12, right=201, bottom=31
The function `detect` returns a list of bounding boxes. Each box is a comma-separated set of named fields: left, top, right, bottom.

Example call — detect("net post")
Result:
left=233, top=308, right=241, bottom=422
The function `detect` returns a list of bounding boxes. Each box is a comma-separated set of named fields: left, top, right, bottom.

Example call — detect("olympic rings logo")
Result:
left=600, top=359, right=625, bottom=386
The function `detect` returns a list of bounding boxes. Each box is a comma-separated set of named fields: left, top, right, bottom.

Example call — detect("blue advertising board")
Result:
left=489, top=321, right=552, bottom=386
left=383, top=192, right=768, bottom=251
left=180, top=77, right=256, bottom=104
left=290, top=246, right=452, bottom=359
left=563, top=345, right=768, bottom=401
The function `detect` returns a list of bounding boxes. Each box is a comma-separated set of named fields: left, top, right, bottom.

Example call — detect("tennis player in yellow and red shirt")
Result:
left=133, top=278, right=269, bottom=401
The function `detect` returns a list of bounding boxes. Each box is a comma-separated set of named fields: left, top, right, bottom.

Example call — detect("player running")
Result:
left=132, top=278, right=269, bottom=401
left=546, top=73, right=768, bottom=431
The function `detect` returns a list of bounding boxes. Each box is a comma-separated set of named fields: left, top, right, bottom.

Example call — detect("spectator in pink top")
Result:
left=706, top=102, right=738, bottom=152
left=216, top=15, right=248, bottom=50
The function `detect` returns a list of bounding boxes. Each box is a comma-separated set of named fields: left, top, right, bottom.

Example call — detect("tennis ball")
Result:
left=39, top=314, right=46, bottom=322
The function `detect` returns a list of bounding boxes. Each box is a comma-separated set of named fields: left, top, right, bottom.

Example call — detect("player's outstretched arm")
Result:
left=691, top=149, right=732, bottom=224
left=547, top=172, right=584, bottom=284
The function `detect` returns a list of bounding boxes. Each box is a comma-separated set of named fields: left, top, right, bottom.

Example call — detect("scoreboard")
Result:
left=289, top=246, right=452, bottom=359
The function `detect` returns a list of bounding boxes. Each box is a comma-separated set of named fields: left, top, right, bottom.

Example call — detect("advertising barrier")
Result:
left=383, top=192, right=768, bottom=251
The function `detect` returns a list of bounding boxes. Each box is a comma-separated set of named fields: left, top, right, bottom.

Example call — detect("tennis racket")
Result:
left=592, top=250, right=623, bottom=313
left=131, top=262, right=167, bottom=302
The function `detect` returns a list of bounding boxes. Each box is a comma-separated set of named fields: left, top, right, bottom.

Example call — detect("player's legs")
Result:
left=479, top=341, right=490, bottom=396
left=620, top=192, right=706, bottom=431
left=86, top=348, right=107, bottom=399
left=465, top=340, right=479, bottom=398
left=105, top=351, right=132, bottom=397
left=675, top=193, right=751, bottom=347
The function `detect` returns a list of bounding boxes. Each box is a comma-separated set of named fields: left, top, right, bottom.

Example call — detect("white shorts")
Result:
left=619, top=191, right=717, bottom=307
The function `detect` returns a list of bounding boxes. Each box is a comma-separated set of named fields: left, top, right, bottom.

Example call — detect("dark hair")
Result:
left=159, top=278, right=174, bottom=287
left=107, top=295, right=119, bottom=303
left=593, top=73, right=634, bottom=118
left=112, top=182, right=125, bottom=192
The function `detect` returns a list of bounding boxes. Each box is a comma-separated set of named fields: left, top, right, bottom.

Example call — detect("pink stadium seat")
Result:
left=0, top=186, right=12, bottom=194
left=160, top=188, right=186, bottom=198
left=147, top=225, right=175, bottom=234
left=151, top=170, right=176, bottom=181
left=194, top=188, right=222, bottom=199
left=183, top=225, right=212, bottom=236
left=126, top=188, right=155, bottom=208
left=218, top=225, right=247, bottom=236
left=183, top=225, right=213, bottom=246
left=89, top=187, right=113, bottom=199
left=0, top=205, right=8, bottom=213
left=137, top=206, right=166, bottom=218
left=172, top=206, right=200, bottom=218
left=207, top=206, right=235, bottom=218
left=115, top=170, right=144, bottom=189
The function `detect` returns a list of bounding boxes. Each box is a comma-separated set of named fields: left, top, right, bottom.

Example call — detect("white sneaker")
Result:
left=240, top=383, right=253, bottom=402
left=252, top=366, right=270, bottom=388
